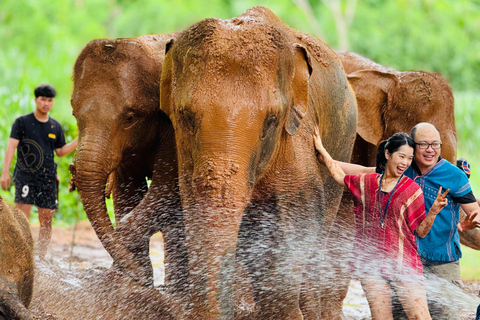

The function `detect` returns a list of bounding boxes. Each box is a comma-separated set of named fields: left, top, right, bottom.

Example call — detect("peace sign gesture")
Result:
left=430, top=187, right=449, bottom=215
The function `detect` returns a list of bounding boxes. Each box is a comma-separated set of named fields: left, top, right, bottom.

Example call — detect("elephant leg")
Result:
left=113, top=195, right=160, bottom=287
left=112, top=167, right=149, bottom=223
left=321, top=192, right=356, bottom=320
left=161, top=207, right=190, bottom=303
left=238, top=200, right=306, bottom=320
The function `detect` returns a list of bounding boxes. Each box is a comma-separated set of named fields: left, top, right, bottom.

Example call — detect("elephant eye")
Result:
left=265, top=115, right=277, bottom=127
left=123, top=111, right=138, bottom=129
left=261, top=115, right=278, bottom=140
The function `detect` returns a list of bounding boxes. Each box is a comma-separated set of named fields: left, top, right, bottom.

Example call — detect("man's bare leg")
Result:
left=15, top=203, right=32, bottom=221
left=36, top=207, right=55, bottom=257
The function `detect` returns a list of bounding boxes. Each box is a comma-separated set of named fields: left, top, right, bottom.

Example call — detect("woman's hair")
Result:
left=376, top=132, right=415, bottom=173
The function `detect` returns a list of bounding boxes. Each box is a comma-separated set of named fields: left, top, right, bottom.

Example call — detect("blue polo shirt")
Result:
left=404, top=159, right=471, bottom=262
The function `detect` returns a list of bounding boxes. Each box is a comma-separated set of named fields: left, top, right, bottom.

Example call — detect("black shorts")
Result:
left=14, top=172, right=58, bottom=209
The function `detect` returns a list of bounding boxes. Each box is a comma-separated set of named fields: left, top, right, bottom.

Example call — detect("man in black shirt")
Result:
left=1, top=84, right=78, bottom=257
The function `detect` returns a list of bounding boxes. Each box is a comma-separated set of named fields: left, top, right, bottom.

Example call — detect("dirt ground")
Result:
left=28, top=222, right=480, bottom=320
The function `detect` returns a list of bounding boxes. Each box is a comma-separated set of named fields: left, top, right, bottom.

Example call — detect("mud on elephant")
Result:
left=160, top=6, right=357, bottom=319
left=70, top=34, right=188, bottom=293
left=0, top=196, right=34, bottom=320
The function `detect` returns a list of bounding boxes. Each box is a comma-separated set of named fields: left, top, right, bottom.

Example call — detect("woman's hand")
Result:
left=430, top=187, right=449, bottom=215
left=313, top=126, right=324, bottom=152
left=313, top=125, right=327, bottom=164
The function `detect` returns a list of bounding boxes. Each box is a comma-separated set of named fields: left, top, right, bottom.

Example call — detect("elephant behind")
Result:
left=0, top=196, right=34, bottom=320
left=337, top=51, right=456, bottom=164
left=160, top=6, right=357, bottom=319
left=71, top=34, right=188, bottom=293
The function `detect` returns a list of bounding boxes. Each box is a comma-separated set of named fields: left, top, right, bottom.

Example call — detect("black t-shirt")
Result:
left=10, top=113, right=66, bottom=179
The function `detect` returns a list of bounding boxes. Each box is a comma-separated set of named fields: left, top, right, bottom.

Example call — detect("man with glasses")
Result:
left=331, top=122, right=480, bottom=318
left=406, top=123, right=480, bottom=318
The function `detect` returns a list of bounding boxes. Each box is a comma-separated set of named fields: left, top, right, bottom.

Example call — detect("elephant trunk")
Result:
left=73, top=136, right=140, bottom=268
left=182, top=156, right=252, bottom=319
left=74, top=139, right=116, bottom=252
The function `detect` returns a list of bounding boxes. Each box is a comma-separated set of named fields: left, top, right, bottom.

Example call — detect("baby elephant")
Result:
left=0, top=196, right=34, bottom=320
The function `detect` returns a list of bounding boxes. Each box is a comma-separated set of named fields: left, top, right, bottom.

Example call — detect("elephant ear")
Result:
left=160, top=38, right=175, bottom=117
left=347, top=70, right=398, bottom=145
left=285, top=44, right=312, bottom=136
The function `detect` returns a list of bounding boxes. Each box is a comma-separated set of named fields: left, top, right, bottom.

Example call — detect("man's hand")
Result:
left=0, top=172, right=11, bottom=191
left=458, top=211, right=480, bottom=232
left=430, top=187, right=449, bottom=215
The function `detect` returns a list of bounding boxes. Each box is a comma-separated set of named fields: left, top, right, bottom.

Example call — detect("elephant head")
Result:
left=0, top=196, right=34, bottom=320
left=160, top=7, right=356, bottom=319
left=337, top=51, right=456, bottom=164
left=71, top=35, right=176, bottom=274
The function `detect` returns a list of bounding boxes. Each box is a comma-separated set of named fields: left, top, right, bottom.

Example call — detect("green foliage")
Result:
left=454, top=92, right=480, bottom=192
left=343, top=0, right=480, bottom=91
left=1, top=0, right=480, bottom=229
left=460, top=246, right=480, bottom=281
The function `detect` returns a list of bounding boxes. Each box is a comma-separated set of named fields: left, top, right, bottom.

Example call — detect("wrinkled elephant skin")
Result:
left=160, top=6, right=357, bottom=319
left=0, top=196, right=34, bottom=320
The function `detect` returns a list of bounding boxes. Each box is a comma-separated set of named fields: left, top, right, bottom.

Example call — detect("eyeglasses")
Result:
left=415, top=141, right=442, bottom=149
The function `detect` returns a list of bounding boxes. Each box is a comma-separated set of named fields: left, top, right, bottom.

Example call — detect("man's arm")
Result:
left=456, top=201, right=480, bottom=250
left=1, top=138, right=19, bottom=190
left=459, top=228, right=480, bottom=250
left=55, top=137, right=78, bottom=157
left=458, top=202, right=480, bottom=230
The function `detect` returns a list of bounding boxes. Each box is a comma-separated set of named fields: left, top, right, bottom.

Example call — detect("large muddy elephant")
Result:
left=70, top=34, right=188, bottom=293
left=0, top=196, right=34, bottom=320
left=159, top=6, right=357, bottom=319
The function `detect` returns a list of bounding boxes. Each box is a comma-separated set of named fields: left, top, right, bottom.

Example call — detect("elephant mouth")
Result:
left=69, top=163, right=115, bottom=200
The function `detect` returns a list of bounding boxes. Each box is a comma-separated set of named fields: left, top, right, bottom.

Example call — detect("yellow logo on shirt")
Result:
left=48, top=133, right=56, bottom=139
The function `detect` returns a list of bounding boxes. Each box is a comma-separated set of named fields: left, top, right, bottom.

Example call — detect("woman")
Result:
left=313, top=127, right=448, bottom=320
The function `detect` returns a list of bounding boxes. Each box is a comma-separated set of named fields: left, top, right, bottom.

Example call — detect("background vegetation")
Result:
left=1, top=0, right=479, bottom=274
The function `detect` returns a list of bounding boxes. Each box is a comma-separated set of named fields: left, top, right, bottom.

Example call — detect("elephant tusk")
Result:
left=104, top=171, right=115, bottom=199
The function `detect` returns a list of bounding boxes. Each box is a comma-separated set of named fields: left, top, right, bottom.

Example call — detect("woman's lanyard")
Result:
left=378, top=172, right=403, bottom=228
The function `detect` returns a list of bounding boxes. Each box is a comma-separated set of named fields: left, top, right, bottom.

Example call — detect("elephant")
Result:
left=70, top=34, right=189, bottom=294
left=0, top=196, right=34, bottom=320
left=337, top=51, right=456, bottom=164
left=159, top=6, right=357, bottom=319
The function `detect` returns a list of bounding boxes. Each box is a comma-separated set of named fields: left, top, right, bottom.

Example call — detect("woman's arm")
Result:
left=313, top=126, right=346, bottom=187
left=416, top=187, right=449, bottom=238
left=336, top=161, right=376, bottom=175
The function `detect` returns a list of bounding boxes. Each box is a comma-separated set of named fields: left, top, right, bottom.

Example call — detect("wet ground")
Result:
left=29, top=222, right=479, bottom=319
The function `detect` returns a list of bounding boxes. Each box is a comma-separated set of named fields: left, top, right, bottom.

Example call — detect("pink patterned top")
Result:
left=345, top=173, right=426, bottom=279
